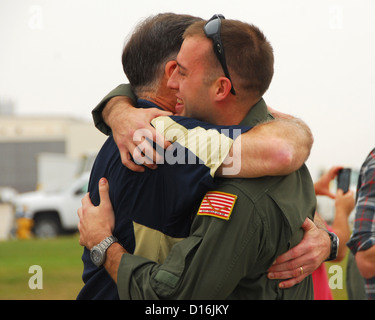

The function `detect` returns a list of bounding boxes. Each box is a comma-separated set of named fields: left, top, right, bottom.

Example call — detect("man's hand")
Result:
left=267, top=218, right=331, bottom=288
left=103, top=96, right=172, bottom=172
left=78, top=178, right=115, bottom=250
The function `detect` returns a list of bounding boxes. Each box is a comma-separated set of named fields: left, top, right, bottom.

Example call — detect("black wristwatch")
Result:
left=90, top=235, right=118, bottom=267
left=325, top=231, right=339, bottom=261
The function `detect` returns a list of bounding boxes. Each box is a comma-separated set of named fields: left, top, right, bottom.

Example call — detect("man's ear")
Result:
left=165, top=61, right=177, bottom=79
left=214, top=76, right=232, bottom=101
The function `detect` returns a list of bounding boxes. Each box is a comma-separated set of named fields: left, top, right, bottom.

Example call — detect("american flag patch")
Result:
left=197, top=191, right=237, bottom=220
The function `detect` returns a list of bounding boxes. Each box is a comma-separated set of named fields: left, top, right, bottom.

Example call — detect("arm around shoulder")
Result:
left=219, top=117, right=313, bottom=178
left=92, top=84, right=136, bottom=135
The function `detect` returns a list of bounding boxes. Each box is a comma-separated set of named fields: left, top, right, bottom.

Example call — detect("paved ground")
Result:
left=0, top=204, right=14, bottom=240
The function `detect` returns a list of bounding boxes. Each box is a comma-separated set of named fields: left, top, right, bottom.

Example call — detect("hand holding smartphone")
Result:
left=337, top=168, right=351, bottom=193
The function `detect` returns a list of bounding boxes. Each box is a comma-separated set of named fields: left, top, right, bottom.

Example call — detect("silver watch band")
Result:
left=99, top=235, right=118, bottom=251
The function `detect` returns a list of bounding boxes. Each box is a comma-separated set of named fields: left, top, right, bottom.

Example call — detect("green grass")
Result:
left=0, top=234, right=351, bottom=300
left=0, top=234, right=84, bottom=300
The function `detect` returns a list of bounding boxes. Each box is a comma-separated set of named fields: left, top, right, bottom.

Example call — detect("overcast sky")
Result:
left=0, top=0, right=374, bottom=179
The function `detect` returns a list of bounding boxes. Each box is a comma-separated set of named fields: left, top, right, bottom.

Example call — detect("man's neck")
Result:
left=138, top=92, right=176, bottom=113
left=215, top=96, right=261, bottom=126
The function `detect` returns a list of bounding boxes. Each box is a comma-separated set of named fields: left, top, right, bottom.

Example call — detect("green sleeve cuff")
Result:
left=91, top=84, right=136, bottom=135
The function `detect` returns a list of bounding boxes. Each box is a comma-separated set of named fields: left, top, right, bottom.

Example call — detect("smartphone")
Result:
left=337, top=168, right=351, bottom=193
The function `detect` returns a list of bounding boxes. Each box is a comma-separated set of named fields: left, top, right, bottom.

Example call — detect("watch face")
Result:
left=91, top=247, right=104, bottom=266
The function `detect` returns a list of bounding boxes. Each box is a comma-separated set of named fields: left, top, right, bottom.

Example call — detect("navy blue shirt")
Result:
left=77, top=99, right=251, bottom=299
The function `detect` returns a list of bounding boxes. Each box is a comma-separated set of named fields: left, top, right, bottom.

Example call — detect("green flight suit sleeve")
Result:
left=116, top=183, right=270, bottom=300
left=91, top=84, right=136, bottom=135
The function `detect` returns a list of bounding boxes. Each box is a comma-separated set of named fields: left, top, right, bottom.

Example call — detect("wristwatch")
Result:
left=90, top=235, right=118, bottom=267
left=325, top=231, right=339, bottom=261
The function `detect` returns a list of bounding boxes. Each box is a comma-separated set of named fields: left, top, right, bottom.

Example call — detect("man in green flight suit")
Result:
left=79, top=16, right=317, bottom=299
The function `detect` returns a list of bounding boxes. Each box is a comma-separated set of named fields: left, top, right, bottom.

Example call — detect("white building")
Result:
left=0, top=115, right=107, bottom=192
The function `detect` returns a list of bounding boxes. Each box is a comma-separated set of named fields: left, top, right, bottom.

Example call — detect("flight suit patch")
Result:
left=197, top=191, right=237, bottom=220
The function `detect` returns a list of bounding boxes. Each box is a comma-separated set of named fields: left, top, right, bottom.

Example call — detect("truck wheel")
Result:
left=33, top=217, right=61, bottom=238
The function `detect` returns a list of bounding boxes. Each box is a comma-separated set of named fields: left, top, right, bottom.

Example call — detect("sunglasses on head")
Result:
left=204, top=14, right=236, bottom=95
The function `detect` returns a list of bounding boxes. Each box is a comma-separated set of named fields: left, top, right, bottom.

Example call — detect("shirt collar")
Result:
left=137, top=99, right=163, bottom=110
left=240, top=98, right=274, bottom=127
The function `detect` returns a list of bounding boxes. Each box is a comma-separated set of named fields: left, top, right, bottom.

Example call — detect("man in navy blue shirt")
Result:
left=78, top=13, right=253, bottom=300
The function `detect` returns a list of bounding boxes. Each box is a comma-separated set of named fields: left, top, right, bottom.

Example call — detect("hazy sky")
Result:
left=1, top=0, right=374, bottom=179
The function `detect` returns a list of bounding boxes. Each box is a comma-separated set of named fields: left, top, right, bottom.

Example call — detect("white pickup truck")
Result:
left=13, top=172, right=90, bottom=238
